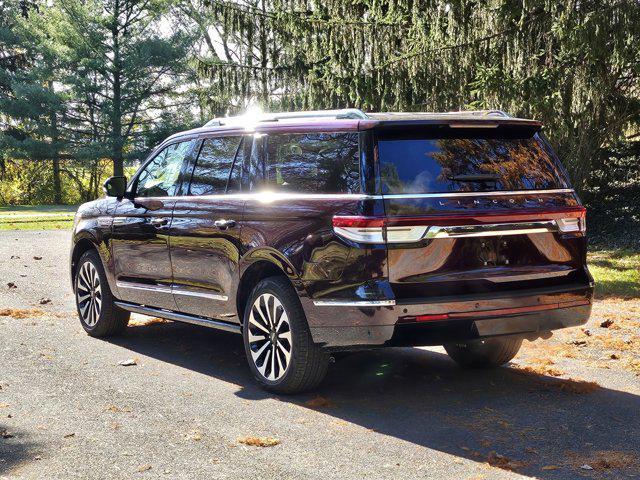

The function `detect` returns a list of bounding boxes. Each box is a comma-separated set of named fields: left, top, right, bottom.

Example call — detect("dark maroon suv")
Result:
left=70, top=109, right=593, bottom=393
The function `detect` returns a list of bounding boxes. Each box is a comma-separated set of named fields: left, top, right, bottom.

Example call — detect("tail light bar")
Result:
left=333, top=206, right=586, bottom=244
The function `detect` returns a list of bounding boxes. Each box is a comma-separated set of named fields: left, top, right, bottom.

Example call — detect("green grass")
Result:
left=0, top=204, right=77, bottom=215
left=588, top=249, right=640, bottom=299
left=0, top=204, right=76, bottom=230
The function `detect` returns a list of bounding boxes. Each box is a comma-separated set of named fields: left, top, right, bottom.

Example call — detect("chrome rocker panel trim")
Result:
left=114, top=301, right=241, bottom=334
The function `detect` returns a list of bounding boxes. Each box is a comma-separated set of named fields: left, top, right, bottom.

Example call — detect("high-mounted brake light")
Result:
left=332, top=206, right=586, bottom=244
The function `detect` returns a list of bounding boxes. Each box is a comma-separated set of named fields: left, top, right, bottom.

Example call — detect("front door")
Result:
left=169, top=135, right=248, bottom=322
left=111, top=139, right=197, bottom=309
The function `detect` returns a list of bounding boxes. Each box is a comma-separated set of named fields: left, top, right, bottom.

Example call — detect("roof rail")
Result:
left=457, top=110, right=510, bottom=118
left=203, top=108, right=368, bottom=127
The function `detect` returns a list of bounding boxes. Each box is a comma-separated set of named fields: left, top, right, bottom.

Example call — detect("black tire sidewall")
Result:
left=242, top=277, right=305, bottom=389
left=74, top=250, right=120, bottom=336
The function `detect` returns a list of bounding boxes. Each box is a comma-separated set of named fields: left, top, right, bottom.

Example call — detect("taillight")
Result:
left=557, top=207, right=586, bottom=233
left=333, top=206, right=586, bottom=244
left=332, top=216, right=429, bottom=244
left=331, top=216, right=386, bottom=243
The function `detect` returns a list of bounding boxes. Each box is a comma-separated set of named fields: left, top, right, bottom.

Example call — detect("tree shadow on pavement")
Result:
left=110, top=321, right=640, bottom=479
left=0, top=424, right=38, bottom=476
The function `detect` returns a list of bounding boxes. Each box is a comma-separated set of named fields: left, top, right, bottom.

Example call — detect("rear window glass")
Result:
left=378, top=132, right=568, bottom=193
left=265, top=133, right=360, bottom=193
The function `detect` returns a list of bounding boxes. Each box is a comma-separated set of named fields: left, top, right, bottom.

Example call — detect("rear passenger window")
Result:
left=265, top=133, right=359, bottom=193
left=189, top=136, right=242, bottom=195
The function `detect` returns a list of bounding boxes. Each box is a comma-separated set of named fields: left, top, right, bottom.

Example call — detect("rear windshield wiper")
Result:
left=447, top=174, right=501, bottom=182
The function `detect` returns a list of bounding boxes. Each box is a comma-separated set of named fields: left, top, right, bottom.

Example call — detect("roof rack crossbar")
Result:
left=203, top=108, right=368, bottom=127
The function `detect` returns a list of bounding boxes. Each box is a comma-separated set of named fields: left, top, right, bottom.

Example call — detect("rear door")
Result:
left=376, top=125, right=588, bottom=300
left=168, top=134, right=248, bottom=321
left=112, top=140, right=197, bottom=309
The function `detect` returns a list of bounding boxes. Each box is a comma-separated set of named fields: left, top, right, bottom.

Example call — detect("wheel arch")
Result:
left=70, top=236, right=99, bottom=283
left=236, top=250, right=306, bottom=324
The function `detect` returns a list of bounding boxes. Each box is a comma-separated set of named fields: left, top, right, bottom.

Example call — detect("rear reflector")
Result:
left=332, top=206, right=586, bottom=244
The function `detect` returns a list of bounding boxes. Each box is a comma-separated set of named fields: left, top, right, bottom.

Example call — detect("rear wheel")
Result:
left=74, top=250, right=129, bottom=337
left=242, top=276, right=328, bottom=394
left=444, top=337, right=522, bottom=368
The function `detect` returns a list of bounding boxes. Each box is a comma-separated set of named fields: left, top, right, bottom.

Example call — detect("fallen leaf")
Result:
left=486, top=451, right=526, bottom=471
left=128, top=316, right=170, bottom=327
left=0, top=403, right=9, bottom=408
left=0, top=308, right=45, bottom=319
left=304, top=396, right=334, bottom=408
left=541, top=465, right=560, bottom=470
left=186, top=429, right=203, bottom=441
left=137, top=464, right=152, bottom=472
left=238, top=436, right=280, bottom=447
left=118, top=359, right=137, bottom=367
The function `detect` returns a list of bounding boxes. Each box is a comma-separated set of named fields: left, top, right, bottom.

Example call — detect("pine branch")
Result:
left=206, top=0, right=411, bottom=29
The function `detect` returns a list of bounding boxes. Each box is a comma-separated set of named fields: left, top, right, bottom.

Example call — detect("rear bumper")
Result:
left=306, top=283, right=593, bottom=348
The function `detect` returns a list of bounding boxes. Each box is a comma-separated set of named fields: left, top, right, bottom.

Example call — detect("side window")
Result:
left=264, top=133, right=360, bottom=193
left=136, top=141, right=192, bottom=197
left=189, top=136, right=242, bottom=195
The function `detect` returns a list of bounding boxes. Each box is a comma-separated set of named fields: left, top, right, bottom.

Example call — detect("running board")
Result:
left=114, top=301, right=241, bottom=334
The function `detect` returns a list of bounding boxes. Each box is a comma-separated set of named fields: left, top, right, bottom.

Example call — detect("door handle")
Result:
left=214, top=219, right=236, bottom=230
left=150, top=217, right=169, bottom=227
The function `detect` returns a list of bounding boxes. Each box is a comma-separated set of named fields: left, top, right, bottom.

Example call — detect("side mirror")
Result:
left=103, top=176, right=127, bottom=198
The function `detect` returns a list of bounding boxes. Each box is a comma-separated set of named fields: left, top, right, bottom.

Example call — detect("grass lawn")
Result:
left=0, top=204, right=76, bottom=230
left=588, top=249, right=640, bottom=299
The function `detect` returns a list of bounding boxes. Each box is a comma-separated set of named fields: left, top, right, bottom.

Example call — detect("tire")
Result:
left=444, top=336, right=523, bottom=368
left=74, top=250, right=129, bottom=337
left=242, top=276, right=329, bottom=394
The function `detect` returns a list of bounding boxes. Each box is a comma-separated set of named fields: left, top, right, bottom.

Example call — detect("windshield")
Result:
left=377, top=131, right=569, bottom=193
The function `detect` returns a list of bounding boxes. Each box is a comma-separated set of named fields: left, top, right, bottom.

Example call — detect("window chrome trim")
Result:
left=161, top=188, right=574, bottom=202
left=381, top=188, right=574, bottom=199
left=313, top=299, right=396, bottom=307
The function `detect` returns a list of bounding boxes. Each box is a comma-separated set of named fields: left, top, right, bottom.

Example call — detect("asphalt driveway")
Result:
left=0, top=230, right=638, bottom=479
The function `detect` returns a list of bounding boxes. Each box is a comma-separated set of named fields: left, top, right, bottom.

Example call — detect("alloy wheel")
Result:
left=76, top=261, right=102, bottom=327
left=248, top=293, right=292, bottom=381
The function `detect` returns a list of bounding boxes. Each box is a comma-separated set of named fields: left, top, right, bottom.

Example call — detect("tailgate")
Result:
left=376, top=125, right=589, bottom=300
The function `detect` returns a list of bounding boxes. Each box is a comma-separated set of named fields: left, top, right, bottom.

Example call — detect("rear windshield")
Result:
left=377, top=130, right=569, bottom=193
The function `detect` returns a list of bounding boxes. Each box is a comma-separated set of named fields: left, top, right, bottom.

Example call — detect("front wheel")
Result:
left=444, top=337, right=523, bottom=368
left=242, top=276, right=328, bottom=394
left=74, top=250, right=129, bottom=337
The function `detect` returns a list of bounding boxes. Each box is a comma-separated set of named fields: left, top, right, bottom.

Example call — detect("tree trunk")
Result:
left=49, top=80, right=62, bottom=204
left=111, top=0, right=124, bottom=177
left=52, top=157, right=62, bottom=204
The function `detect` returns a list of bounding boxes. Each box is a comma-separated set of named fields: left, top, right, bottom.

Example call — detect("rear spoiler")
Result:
left=359, top=118, right=543, bottom=132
